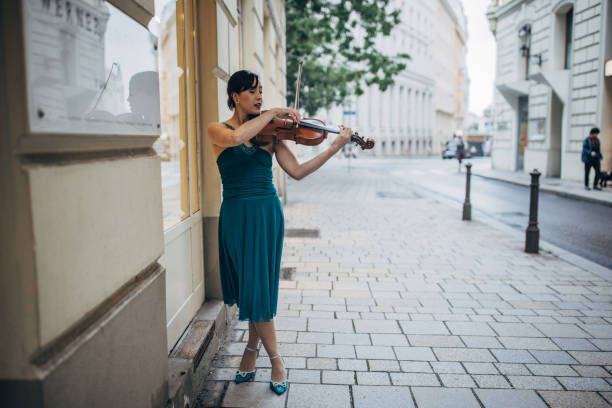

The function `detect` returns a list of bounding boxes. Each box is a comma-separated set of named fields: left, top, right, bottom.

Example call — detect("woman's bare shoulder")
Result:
left=207, top=122, right=227, bottom=135
left=207, top=122, right=232, bottom=158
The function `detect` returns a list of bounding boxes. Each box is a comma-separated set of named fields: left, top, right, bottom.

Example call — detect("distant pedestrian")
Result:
left=582, top=127, right=603, bottom=191
left=456, top=135, right=465, bottom=171
left=483, top=137, right=492, bottom=156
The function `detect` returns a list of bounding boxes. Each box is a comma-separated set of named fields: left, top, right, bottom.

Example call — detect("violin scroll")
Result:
left=350, top=132, right=375, bottom=150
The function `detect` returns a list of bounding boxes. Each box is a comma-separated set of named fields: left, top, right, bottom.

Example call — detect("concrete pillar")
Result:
left=377, top=87, right=385, bottom=155
left=427, top=93, right=433, bottom=153
left=383, top=86, right=390, bottom=143
left=422, top=92, right=426, bottom=140
left=416, top=90, right=420, bottom=140
left=407, top=88, right=412, bottom=153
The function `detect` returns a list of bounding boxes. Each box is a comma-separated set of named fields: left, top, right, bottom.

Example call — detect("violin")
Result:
left=254, top=116, right=374, bottom=150
left=253, top=61, right=374, bottom=150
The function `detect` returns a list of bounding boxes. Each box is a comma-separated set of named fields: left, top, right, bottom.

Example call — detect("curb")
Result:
left=413, top=180, right=612, bottom=282
left=167, top=300, right=234, bottom=408
left=471, top=171, right=612, bottom=208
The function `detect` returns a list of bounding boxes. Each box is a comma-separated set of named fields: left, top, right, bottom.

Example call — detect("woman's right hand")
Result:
left=269, top=108, right=301, bottom=123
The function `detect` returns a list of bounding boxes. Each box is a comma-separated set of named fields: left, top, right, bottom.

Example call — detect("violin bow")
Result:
left=294, top=61, right=303, bottom=112
left=291, top=61, right=374, bottom=150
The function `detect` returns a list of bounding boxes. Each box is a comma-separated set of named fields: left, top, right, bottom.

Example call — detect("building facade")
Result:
left=322, top=0, right=468, bottom=157
left=487, top=0, right=612, bottom=180
left=0, top=0, right=286, bottom=406
left=364, top=0, right=435, bottom=156
left=433, top=0, right=469, bottom=155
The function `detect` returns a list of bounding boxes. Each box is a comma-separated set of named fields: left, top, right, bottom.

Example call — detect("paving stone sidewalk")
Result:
left=197, top=159, right=612, bottom=408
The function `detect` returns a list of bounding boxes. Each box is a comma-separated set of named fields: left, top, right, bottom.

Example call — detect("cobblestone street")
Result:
left=197, top=158, right=612, bottom=408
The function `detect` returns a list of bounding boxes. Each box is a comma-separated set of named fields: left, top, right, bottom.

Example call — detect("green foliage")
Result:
left=286, top=0, right=410, bottom=115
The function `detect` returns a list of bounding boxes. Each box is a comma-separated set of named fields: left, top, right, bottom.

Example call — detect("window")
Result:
left=564, top=8, right=573, bottom=69
left=24, top=2, right=159, bottom=135
left=154, top=0, right=200, bottom=230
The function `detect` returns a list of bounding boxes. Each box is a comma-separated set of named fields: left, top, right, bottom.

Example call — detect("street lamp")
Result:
left=519, top=24, right=531, bottom=56
left=519, top=24, right=542, bottom=67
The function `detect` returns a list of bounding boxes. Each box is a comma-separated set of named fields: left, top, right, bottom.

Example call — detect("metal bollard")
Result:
left=463, top=163, right=472, bottom=221
left=525, top=169, right=541, bottom=254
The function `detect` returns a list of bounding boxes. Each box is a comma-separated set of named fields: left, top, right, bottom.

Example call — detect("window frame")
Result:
left=158, top=0, right=202, bottom=231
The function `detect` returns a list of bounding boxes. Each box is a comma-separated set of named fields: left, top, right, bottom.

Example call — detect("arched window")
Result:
left=551, top=3, right=574, bottom=70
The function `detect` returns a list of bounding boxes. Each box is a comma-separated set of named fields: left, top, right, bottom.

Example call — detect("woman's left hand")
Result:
left=332, top=125, right=352, bottom=150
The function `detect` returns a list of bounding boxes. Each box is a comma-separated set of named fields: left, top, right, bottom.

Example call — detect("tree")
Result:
left=286, top=0, right=410, bottom=116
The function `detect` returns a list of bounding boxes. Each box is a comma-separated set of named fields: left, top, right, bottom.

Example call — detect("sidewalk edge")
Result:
left=472, top=171, right=612, bottom=208
left=424, top=189, right=612, bottom=282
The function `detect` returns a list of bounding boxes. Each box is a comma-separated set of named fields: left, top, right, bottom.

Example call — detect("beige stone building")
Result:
left=322, top=0, right=467, bottom=157
left=0, top=0, right=286, bottom=406
left=432, top=0, right=469, bottom=153
left=487, top=0, right=612, bottom=180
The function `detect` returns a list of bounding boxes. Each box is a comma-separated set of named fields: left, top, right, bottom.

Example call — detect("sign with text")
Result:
left=22, top=0, right=160, bottom=135
left=528, top=118, right=546, bottom=142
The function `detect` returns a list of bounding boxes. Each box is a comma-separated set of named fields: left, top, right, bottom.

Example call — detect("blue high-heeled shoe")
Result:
left=269, top=354, right=289, bottom=395
left=235, top=345, right=259, bottom=383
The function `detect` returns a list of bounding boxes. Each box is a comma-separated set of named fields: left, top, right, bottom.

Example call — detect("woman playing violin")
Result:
left=206, top=70, right=352, bottom=395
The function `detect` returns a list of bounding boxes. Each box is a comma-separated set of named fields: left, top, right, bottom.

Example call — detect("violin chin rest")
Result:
left=249, top=137, right=269, bottom=147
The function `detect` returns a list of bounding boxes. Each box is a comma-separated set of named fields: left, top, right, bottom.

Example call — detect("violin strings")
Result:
left=297, top=120, right=374, bottom=149
left=297, top=120, right=338, bottom=134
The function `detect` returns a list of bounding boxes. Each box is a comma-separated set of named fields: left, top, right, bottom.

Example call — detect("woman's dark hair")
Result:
left=227, top=70, right=259, bottom=110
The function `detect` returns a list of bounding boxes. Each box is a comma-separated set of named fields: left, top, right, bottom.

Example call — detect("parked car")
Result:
left=442, top=137, right=471, bottom=159
left=442, top=144, right=455, bottom=159
left=442, top=140, right=455, bottom=159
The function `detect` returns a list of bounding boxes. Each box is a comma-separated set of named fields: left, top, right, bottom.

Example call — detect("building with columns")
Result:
left=322, top=0, right=468, bottom=157
left=1, top=0, right=286, bottom=406
left=358, top=0, right=436, bottom=156
left=487, top=0, right=612, bottom=180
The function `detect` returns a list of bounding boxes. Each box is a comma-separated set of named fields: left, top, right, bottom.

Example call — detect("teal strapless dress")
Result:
left=216, top=123, right=284, bottom=322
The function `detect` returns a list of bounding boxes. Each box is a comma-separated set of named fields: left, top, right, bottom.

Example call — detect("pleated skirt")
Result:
left=218, top=194, right=284, bottom=322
